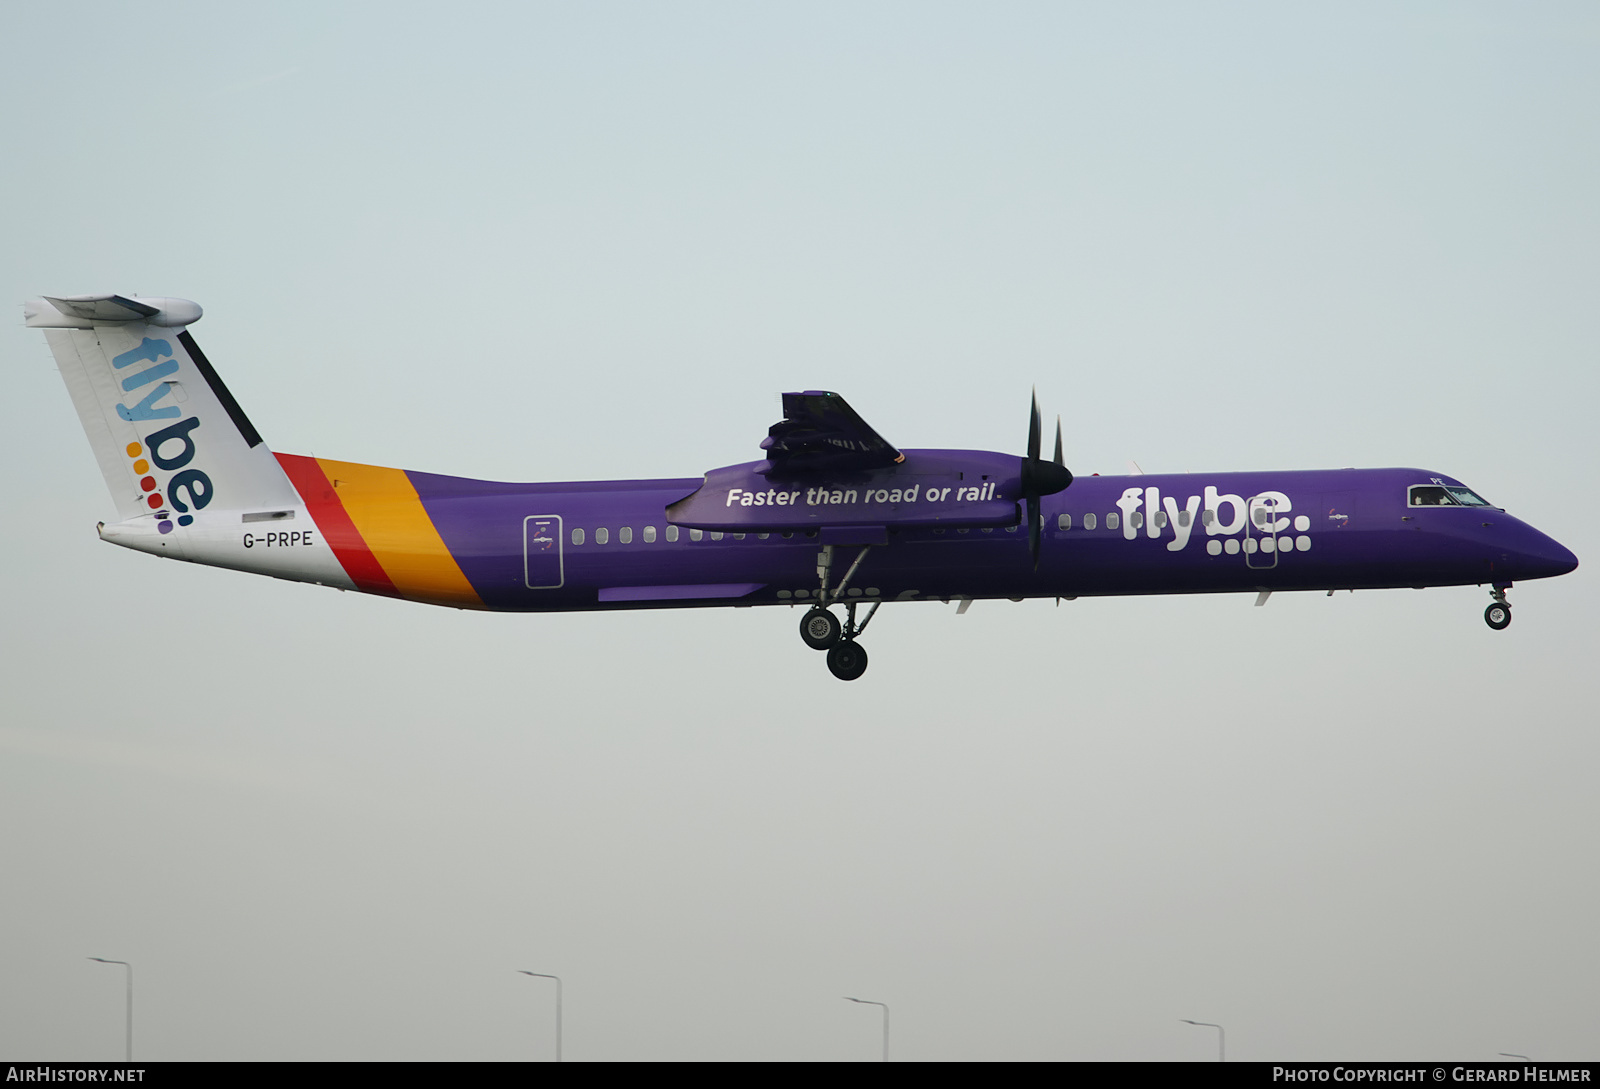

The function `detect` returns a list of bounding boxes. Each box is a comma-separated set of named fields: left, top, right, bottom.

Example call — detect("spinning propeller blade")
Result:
left=1019, top=392, right=1073, bottom=570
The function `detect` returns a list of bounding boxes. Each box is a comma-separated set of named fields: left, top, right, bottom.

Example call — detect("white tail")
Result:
left=28, top=295, right=302, bottom=557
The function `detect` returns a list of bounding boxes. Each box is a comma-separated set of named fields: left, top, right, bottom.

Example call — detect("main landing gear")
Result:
left=1484, top=585, right=1512, bottom=631
left=800, top=602, right=875, bottom=680
left=799, top=607, right=840, bottom=649
left=798, top=544, right=879, bottom=680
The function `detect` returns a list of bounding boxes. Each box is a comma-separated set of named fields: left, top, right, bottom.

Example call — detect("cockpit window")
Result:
left=1444, top=485, right=1493, bottom=507
left=1409, top=485, right=1456, bottom=506
left=1409, top=484, right=1497, bottom=508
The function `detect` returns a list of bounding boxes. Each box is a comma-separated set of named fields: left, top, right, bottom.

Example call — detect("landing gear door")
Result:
left=524, top=515, right=564, bottom=589
left=1245, top=495, right=1280, bottom=569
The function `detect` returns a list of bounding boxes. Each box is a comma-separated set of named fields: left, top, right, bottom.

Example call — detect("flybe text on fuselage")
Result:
left=1095, top=483, right=1308, bottom=554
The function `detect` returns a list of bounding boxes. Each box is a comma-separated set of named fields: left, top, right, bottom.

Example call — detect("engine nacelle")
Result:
left=666, top=450, right=1024, bottom=532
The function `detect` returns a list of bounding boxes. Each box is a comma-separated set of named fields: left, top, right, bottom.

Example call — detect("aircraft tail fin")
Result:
left=28, top=295, right=301, bottom=532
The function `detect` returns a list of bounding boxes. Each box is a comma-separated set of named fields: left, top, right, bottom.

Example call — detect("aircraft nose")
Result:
left=1509, top=526, right=1579, bottom=581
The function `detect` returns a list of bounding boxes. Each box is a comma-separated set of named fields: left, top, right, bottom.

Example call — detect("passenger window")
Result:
left=1057, top=514, right=1071, bottom=530
left=1130, top=511, right=1144, bottom=529
left=1106, top=512, right=1120, bottom=530
left=643, top=526, right=657, bottom=543
left=665, top=526, right=679, bottom=542
left=595, top=527, right=609, bottom=544
left=689, top=528, right=702, bottom=541
left=710, top=531, right=724, bottom=541
left=1154, top=511, right=1167, bottom=529
left=1201, top=510, right=1214, bottom=526
left=572, top=528, right=585, bottom=546
left=1178, top=510, right=1190, bottom=528
left=619, top=526, right=633, bottom=544
left=1084, top=513, right=1097, bottom=531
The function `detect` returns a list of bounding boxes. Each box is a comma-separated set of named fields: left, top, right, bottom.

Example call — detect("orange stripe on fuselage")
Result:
left=302, top=456, right=483, bottom=609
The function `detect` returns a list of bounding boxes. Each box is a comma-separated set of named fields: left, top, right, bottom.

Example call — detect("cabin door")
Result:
left=1244, top=494, right=1281, bottom=569
left=523, top=515, right=565, bottom=589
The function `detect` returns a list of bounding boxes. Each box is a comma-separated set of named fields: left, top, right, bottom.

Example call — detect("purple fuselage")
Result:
left=408, top=459, right=1578, bottom=612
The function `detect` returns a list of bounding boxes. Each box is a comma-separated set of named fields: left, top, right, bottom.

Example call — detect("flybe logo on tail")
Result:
left=110, top=338, right=216, bottom=532
left=113, top=338, right=183, bottom=421
left=123, top=419, right=214, bottom=534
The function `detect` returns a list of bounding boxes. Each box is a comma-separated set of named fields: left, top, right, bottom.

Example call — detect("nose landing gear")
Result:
left=1484, top=585, right=1512, bottom=631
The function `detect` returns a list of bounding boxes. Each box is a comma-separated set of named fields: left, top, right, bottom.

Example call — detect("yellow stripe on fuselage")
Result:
left=315, top=458, right=484, bottom=609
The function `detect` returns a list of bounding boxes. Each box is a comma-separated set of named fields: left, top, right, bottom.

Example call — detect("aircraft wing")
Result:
left=760, top=391, right=903, bottom=476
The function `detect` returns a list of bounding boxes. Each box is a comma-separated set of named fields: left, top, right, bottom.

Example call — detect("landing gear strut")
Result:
left=796, top=544, right=880, bottom=679
left=1484, top=585, right=1512, bottom=631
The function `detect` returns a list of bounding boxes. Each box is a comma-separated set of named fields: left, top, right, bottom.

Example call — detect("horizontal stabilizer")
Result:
left=26, top=295, right=202, bottom=329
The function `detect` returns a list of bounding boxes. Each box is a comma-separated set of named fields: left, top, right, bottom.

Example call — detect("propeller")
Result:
left=1020, top=391, right=1073, bottom=570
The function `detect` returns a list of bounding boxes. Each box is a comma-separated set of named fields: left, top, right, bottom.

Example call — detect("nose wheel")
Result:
left=1484, top=585, right=1512, bottom=631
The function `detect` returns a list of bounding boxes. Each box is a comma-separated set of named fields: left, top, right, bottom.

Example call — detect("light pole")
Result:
left=845, top=997, right=889, bottom=1061
left=517, top=971, right=562, bottom=1062
left=1181, top=1019, right=1225, bottom=1062
left=88, top=959, right=132, bottom=1061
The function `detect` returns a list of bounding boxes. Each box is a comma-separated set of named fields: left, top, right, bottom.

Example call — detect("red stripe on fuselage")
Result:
left=275, top=452, right=400, bottom=597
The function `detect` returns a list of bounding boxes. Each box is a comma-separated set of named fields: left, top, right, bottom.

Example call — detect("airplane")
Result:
left=27, top=293, right=1579, bottom=681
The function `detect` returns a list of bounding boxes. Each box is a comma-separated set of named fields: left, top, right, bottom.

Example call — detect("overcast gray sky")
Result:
left=3, top=1, right=1597, bottom=1061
